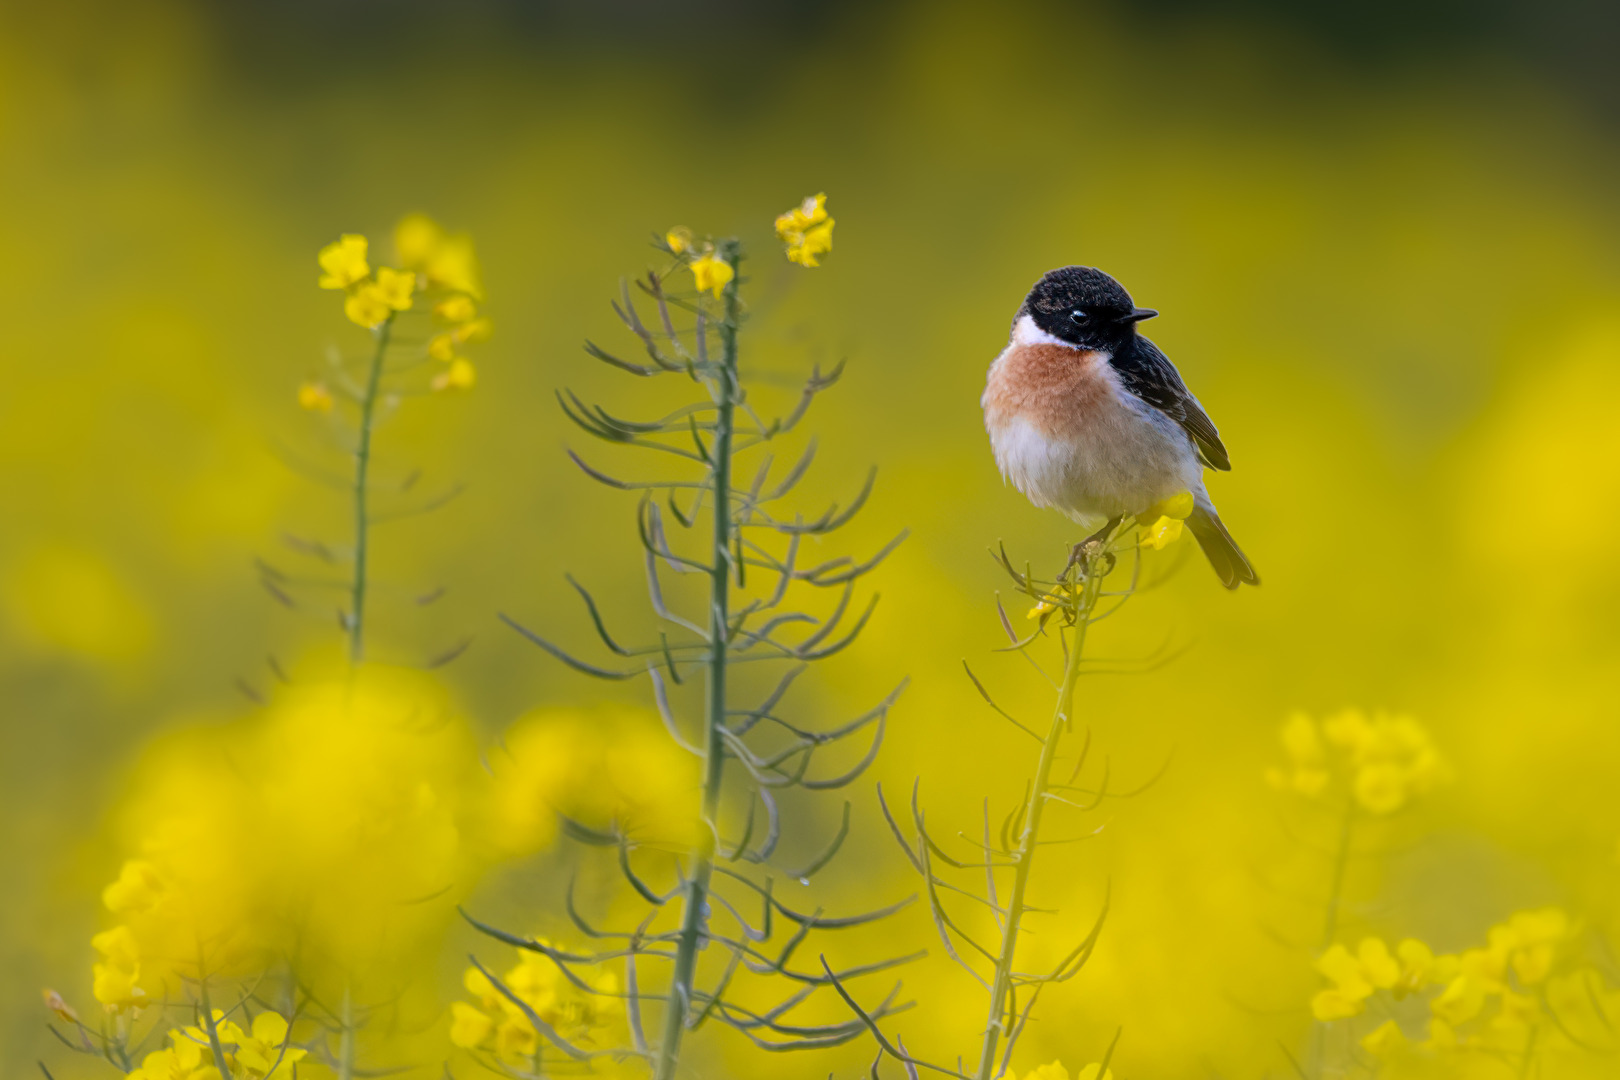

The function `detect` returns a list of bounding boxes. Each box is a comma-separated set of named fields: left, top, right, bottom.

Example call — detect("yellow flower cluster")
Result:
left=308, top=215, right=488, bottom=403
left=1136, top=490, right=1194, bottom=550
left=317, top=234, right=413, bottom=330
left=1018, top=1061, right=1115, bottom=1080
left=1266, top=708, right=1447, bottom=813
left=775, top=193, right=835, bottom=267
left=190, top=1012, right=305, bottom=1078
left=449, top=944, right=620, bottom=1061
left=664, top=225, right=735, bottom=299
left=81, top=671, right=478, bottom=1017
left=127, top=1033, right=220, bottom=1080
left=1313, top=909, right=1577, bottom=1060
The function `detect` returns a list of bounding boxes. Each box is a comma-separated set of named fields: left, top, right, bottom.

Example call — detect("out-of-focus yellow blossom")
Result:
left=103, top=859, right=168, bottom=916
left=297, top=381, right=333, bottom=413
left=775, top=193, right=835, bottom=267
left=1431, top=971, right=1490, bottom=1026
left=42, top=988, right=78, bottom=1023
left=484, top=706, right=698, bottom=856
left=1020, top=1061, right=1068, bottom=1080
left=1424, top=1017, right=1459, bottom=1051
left=227, top=1012, right=305, bottom=1076
left=1312, top=938, right=1402, bottom=1020
left=372, top=267, right=416, bottom=312
left=344, top=285, right=393, bottom=330
left=91, top=925, right=146, bottom=1009
left=454, top=317, right=493, bottom=344
left=448, top=1001, right=495, bottom=1049
left=128, top=1033, right=222, bottom=1080
left=690, top=252, right=734, bottom=298
left=434, top=296, right=477, bottom=323
left=317, top=234, right=369, bottom=290
left=394, top=213, right=483, bottom=298
left=1268, top=709, right=1447, bottom=813
left=1491, top=989, right=1540, bottom=1039
left=183, top=1010, right=243, bottom=1050
left=450, top=944, right=621, bottom=1062
left=1501, top=907, right=1569, bottom=985
left=428, top=333, right=456, bottom=362
left=1360, top=1019, right=1409, bottom=1057
left=97, top=670, right=480, bottom=1013
left=665, top=226, right=693, bottom=254
left=1392, top=937, right=1456, bottom=998
left=432, top=358, right=476, bottom=393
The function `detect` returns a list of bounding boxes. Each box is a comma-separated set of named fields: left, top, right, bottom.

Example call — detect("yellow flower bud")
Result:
left=434, top=296, right=477, bottom=323
left=432, top=358, right=476, bottom=393
left=666, top=226, right=693, bottom=254
left=298, top=381, right=334, bottom=413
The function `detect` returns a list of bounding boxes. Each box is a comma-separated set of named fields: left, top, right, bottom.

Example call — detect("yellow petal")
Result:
left=432, top=358, right=477, bottom=393
left=1360, top=1019, right=1408, bottom=1056
left=394, top=213, right=445, bottom=271
left=449, top=1002, right=494, bottom=1049
left=344, top=285, right=392, bottom=330
left=1139, top=515, right=1184, bottom=550
left=374, top=266, right=417, bottom=311
left=689, top=254, right=734, bottom=298
left=666, top=227, right=693, bottom=254
left=1358, top=938, right=1400, bottom=989
left=317, top=234, right=370, bottom=290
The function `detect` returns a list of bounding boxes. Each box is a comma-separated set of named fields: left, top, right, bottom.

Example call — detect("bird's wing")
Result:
left=1110, top=337, right=1231, bottom=471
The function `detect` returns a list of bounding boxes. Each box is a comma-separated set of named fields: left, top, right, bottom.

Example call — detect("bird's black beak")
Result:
left=1123, top=307, right=1158, bottom=322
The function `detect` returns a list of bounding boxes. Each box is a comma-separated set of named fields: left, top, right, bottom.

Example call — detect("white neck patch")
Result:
left=1012, top=313, right=1108, bottom=361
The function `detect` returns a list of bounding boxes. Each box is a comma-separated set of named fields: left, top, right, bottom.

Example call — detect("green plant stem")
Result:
left=1321, top=798, right=1356, bottom=950
left=198, top=980, right=233, bottom=1079
left=349, top=316, right=392, bottom=666
left=339, top=985, right=355, bottom=1080
left=655, top=242, right=741, bottom=1080
left=975, top=550, right=1108, bottom=1080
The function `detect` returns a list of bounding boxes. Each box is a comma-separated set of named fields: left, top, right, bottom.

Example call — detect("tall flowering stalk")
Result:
left=460, top=198, right=915, bottom=1080
left=41, top=217, right=491, bottom=1080
left=297, top=216, right=488, bottom=668
left=831, top=517, right=1185, bottom=1080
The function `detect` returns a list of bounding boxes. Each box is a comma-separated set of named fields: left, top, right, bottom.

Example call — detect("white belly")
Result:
left=987, top=379, right=1202, bottom=529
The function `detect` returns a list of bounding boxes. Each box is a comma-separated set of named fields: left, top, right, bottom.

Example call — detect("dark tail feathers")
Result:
left=1186, top=504, right=1259, bottom=589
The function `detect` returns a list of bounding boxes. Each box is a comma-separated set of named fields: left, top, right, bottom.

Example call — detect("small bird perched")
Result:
left=982, top=266, right=1258, bottom=588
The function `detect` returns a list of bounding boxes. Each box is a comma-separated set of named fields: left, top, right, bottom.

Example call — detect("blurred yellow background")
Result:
left=5, top=1, right=1620, bottom=1077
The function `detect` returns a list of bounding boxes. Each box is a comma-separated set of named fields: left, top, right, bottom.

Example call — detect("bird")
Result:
left=982, top=265, right=1258, bottom=588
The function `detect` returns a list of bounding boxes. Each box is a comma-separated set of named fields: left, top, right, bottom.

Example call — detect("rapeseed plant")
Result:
left=836, top=520, right=1182, bottom=1080
left=458, top=196, right=918, bottom=1080
left=43, top=216, right=501, bottom=1080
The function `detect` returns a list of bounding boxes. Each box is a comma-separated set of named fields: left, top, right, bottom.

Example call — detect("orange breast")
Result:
left=983, top=343, right=1113, bottom=441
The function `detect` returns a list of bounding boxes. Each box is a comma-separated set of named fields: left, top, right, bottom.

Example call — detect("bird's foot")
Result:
left=1064, top=515, right=1123, bottom=578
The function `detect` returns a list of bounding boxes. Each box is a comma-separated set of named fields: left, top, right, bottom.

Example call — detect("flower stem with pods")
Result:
left=474, top=204, right=914, bottom=1080
left=838, top=528, right=1133, bottom=1080
left=975, top=544, right=1108, bottom=1080
left=655, top=239, right=741, bottom=1080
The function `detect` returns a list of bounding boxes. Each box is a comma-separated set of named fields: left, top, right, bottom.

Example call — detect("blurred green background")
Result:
left=5, top=0, right=1620, bottom=1076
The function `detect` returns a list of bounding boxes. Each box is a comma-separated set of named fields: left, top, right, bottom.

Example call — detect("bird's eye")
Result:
left=1069, top=309, right=1089, bottom=324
